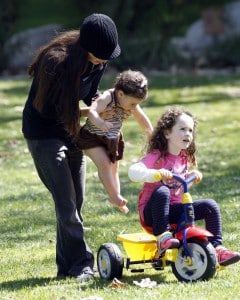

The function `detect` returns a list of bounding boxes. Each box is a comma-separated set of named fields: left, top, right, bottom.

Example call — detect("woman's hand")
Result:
left=98, top=120, right=113, bottom=131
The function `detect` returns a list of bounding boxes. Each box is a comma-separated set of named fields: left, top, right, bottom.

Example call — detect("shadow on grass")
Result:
left=0, top=83, right=29, bottom=97
left=143, top=90, right=239, bottom=108
left=0, top=276, right=107, bottom=291
left=0, top=115, right=22, bottom=124
left=1, top=277, right=57, bottom=291
left=1, top=270, right=173, bottom=292
left=148, top=73, right=240, bottom=90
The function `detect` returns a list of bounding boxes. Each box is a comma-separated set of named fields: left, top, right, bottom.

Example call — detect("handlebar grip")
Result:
left=118, top=205, right=129, bottom=214
left=154, top=171, right=162, bottom=181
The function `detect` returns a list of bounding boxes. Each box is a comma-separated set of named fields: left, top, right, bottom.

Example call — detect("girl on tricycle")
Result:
left=128, top=106, right=240, bottom=268
left=97, top=106, right=239, bottom=282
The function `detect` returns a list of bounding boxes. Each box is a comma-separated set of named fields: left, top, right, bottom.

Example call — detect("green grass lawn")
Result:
left=0, top=72, right=240, bottom=300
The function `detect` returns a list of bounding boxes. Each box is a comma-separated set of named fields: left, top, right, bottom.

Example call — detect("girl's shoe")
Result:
left=215, top=246, right=240, bottom=266
left=157, top=231, right=180, bottom=254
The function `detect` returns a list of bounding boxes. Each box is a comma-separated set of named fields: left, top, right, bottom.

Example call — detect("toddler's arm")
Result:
left=132, top=105, right=153, bottom=140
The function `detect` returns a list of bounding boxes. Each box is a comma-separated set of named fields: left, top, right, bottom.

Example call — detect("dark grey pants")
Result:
left=27, top=138, right=94, bottom=277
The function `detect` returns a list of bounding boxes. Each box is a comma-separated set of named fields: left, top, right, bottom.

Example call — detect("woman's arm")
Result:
left=87, top=91, right=113, bottom=131
left=132, top=105, right=153, bottom=140
left=82, top=63, right=108, bottom=106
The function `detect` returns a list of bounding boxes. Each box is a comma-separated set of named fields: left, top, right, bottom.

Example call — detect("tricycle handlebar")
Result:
left=172, top=174, right=197, bottom=193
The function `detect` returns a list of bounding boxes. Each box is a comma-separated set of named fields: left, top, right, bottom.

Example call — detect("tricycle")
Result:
left=97, top=173, right=219, bottom=282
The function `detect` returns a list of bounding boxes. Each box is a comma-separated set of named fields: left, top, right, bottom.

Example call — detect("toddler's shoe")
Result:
left=157, top=231, right=180, bottom=254
left=215, top=246, right=240, bottom=266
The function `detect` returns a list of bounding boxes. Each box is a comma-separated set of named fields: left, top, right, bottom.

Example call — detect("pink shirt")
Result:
left=138, top=150, right=189, bottom=223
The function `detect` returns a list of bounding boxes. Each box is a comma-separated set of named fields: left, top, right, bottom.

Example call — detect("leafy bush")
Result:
left=0, top=0, right=19, bottom=72
left=0, top=0, right=232, bottom=73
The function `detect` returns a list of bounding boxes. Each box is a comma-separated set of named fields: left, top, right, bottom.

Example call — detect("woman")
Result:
left=22, top=13, right=121, bottom=282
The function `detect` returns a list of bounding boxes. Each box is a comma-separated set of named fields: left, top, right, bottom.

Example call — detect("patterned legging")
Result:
left=143, top=185, right=222, bottom=247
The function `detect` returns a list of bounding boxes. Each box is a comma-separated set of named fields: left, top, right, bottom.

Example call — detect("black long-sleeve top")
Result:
left=22, top=60, right=107, bottom=147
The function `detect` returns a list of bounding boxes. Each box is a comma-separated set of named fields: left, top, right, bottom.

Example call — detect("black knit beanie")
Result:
left=79, top=13, right=121, bottom=60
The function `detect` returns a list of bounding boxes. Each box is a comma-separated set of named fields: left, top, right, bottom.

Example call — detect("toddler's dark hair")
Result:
left=114, top=69, right=148, bottom=100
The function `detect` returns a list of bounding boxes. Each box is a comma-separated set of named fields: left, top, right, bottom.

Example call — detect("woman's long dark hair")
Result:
left=147, top=106, right=198, bottom=166
left=29, top=30, right=88, bottom=139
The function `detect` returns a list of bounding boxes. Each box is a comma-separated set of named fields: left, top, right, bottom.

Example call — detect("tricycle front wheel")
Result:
left=172, top=239, right=217, bottom=282
left=97, top=243, right=124, bottom=280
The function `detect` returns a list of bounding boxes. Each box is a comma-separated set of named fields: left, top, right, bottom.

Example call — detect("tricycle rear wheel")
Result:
left=97, top=243, right=124, bottom=280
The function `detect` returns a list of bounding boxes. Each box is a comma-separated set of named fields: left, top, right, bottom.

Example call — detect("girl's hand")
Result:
left=153, top=168, right=172, bottom=181
left=159, top=168, right=173, bottom=180
left=188, top=170, right=203, bottom=183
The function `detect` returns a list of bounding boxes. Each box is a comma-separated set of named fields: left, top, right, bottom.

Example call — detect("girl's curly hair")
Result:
left=147, top=106, right=198, bottom=166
